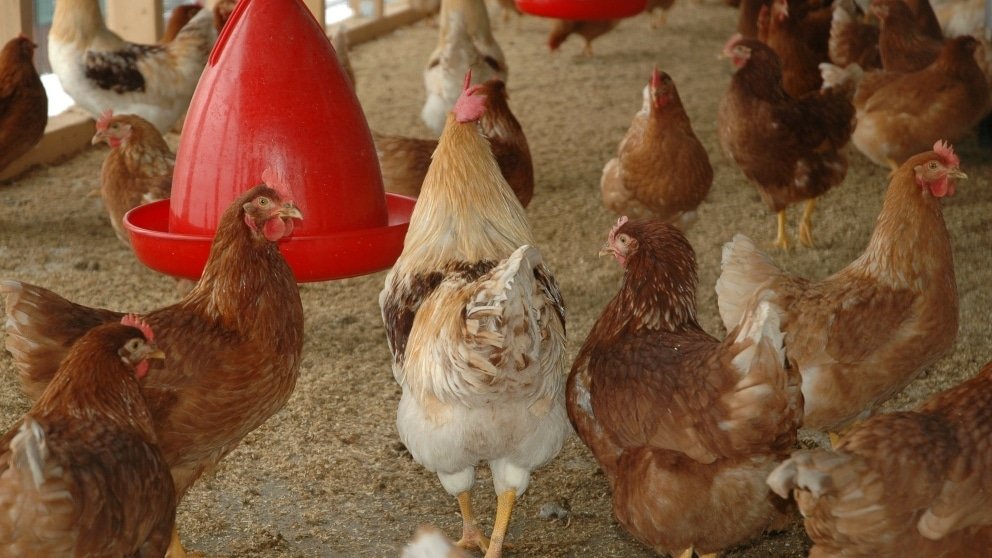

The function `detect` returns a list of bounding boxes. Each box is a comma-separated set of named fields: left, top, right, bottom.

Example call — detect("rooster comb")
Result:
left=933, top=140, right=959, bottom=168
left=651, top=66, right=661, bottom=88
left=608, top=216, right=630, bottom=246
left=121, top=314, right=154, bottom=342
left=95, top=109, right=115, bottom=132
left=261, top=167, right=294, bottom=201
left=454, top=72, right=487, bottom=124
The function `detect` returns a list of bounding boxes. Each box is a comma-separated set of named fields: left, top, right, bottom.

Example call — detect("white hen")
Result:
left=48, top=0, right=219, bottom=133
left=421, top=0, right=508, bottom=134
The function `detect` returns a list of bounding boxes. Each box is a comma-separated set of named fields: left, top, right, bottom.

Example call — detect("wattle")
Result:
left=263, top=217, right=292, bottom=241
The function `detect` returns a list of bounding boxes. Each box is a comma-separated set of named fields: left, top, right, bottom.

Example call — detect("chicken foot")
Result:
left=165, top=527, right=205, bottom=558
left=455, top=491, right=490, bottom=553
left=773, top=210, right=791, bottom=250
left=798, top=199, right=816, bottom=248
left=484, top=489, right=517, bottom=558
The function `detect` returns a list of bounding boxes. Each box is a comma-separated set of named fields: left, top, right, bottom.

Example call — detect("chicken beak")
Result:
left=598, top=244, right=614, bottom=258
left=948, top=169, right=968, bottom=180
left=279, top=203, right=303, bottom=221
left=91, top=131, right=105, bottom=145
left=147, top=348, right=166, bottom=360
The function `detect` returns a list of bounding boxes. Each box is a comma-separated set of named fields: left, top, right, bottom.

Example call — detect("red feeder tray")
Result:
left=515, top=0, right=646, bottom=19
left=124, top=0, right=413, bottom=282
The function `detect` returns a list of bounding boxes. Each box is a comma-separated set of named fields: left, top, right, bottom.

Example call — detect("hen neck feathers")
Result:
left=185, top=214, right=302, bottom=349
left=851, top=168, right=953, bottom=289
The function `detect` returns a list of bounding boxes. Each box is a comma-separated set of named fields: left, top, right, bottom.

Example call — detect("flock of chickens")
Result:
left=0, top=0, right=990, bottom=556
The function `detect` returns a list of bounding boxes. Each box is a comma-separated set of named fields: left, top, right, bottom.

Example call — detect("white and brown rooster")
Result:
left=380, top=74, right=568, bottom=558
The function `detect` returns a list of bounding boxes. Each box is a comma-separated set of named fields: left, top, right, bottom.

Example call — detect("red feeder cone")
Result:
left=515, top=0, right=647, bottom=19
left=124, top=0, right=414, bottom=282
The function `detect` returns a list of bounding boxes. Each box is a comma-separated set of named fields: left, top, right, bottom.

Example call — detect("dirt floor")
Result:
left=2, top=1, right=991, bottom=556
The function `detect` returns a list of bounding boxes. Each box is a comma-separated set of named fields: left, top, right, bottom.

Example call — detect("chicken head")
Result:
left=241, top=179, right=304, bottom=243
left=914, top=140, right=967, bottom=198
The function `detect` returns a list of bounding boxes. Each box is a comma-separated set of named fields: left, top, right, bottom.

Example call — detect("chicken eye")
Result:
left=927, top=161, right=938, bottom=170
left=617, top=234, right=630, bottom=245
left=257, top=197, right=270, bottom=207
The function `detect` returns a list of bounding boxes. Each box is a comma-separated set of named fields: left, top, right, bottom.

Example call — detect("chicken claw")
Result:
left=773, top=210, right=791, bottom=250
left=455, top=492, right=490, bottom=553
left=166, top=528, right=205, bottom=558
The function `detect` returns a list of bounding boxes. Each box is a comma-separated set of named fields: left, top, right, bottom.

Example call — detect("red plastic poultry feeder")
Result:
left=124, top=0, right=414, bottom=282
left=515, top=0, right=647, bottom=19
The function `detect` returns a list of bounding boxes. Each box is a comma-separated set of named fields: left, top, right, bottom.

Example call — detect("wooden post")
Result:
left=373, top=0, right=384, bottom=18
left=1, top=0, right=33, bottom=42
left=349, top=0, right=362, bottom=17
left=105, top=0, right=163, bottom=44
left=302, top=0, right=327, bottom=29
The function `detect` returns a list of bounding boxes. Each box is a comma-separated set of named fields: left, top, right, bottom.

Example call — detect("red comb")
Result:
left=463, top=69, right=472, bottom=91
left=454, top=83, right=487, bottom=124
left=96, top=109, right=114, bottom=132
left=121, top=314, right=154, bottom=342
left=651, top=66, right=661, bottom=89
left=261, top=167, right=294, bottom=201
left=933, top=140, right=959, bottom=167
left=608, top=216, right=629, bottom=246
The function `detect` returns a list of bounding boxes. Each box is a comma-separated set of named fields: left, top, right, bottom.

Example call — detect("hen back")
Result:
left=768, top=359, right=992, bottom=557
left=0, top=36, right=47, bottom=176
left=569, top=220, right=802, bottom=556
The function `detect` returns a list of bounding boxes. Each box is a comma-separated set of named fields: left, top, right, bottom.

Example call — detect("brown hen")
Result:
left=718, top=36, right=856, bottom=249
left=717, top=142, right=963, bottom=434
left=768, top=358, right=992, bottom=557
left=1, top=183, right=304, bottom=558
left=0, top=35, right=47, bottom=178
left=92, top=111, right=173, bottom=245
left=0, top=318, right=174, bottom=557
left=873, top=0, right=943, bottom=72
left=569, top=218, right=802, bottom=558
left=600, top=68, right=712, bottom=228
left=845, top=35, right=989, bottom=168
left=548, top=19, right=620, bottom=57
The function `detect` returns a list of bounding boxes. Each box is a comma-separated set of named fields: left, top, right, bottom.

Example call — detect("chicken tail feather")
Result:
left=10, top=418, right=49, bottom=489
left=715, top=235, right=784, bottom=332
left=1, top=280, right=121, bottom=401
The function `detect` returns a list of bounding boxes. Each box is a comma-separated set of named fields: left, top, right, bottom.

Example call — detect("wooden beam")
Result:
left=302, top=0, right=327, bottom=30
left=1, top=0, right=33, bottom=43
left=344, top=7, right=427, bottom=46
left=373, top=0, right=385, bottom=18
left=105, top=0, right=163, bottom=44
left=0, top=109, right=95, bottom=183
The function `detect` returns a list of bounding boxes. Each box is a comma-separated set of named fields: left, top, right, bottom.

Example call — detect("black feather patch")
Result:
left=84, top=44, right=162, bottom=93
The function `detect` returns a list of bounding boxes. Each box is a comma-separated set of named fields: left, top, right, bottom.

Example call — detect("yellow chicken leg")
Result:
left=582, top=42, right=594, bottom=57
left=455, top=491, right=490, bottom=553
left=678, top=549, right=694, bottom=558
left=798, top=199, right=817, bottom=248
left=773, top=210, right=790, bottom=250
left=485, top=490, right=517, bottom=558
left=165, top=527, right=205, bottom=558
